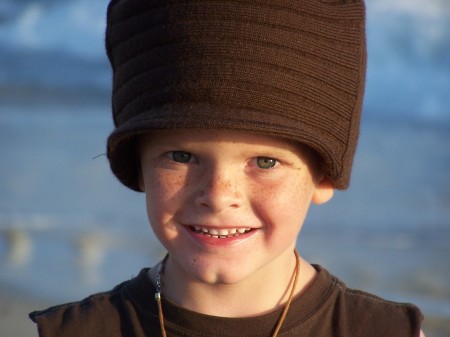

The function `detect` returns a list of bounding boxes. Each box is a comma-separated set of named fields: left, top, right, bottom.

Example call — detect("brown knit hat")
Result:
left=105, top=0, right=367, bottom=191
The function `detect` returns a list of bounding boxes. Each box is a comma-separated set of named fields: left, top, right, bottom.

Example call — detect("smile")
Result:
left=189, top=226, right=253, bottom=239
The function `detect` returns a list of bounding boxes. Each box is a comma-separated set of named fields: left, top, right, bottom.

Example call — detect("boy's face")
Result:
left=139, top=129, right=333, bottom=286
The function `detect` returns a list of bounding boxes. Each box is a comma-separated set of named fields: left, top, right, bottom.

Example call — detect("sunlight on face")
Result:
left=138, top=129, right=333, bottom=286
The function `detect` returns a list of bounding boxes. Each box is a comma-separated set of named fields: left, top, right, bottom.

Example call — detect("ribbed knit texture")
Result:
left=105, top=0, right=367, bottom=191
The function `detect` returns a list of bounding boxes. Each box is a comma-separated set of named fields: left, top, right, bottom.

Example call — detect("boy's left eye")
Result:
left=256, top=157, right=278, bottom=169
left=169, top=151, right=193, bottom=163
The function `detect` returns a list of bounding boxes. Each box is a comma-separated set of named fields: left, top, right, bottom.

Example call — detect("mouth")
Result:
left=189, top=226, right=254, bottom=239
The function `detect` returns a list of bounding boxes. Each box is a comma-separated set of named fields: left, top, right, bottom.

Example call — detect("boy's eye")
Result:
left=170, top=151, right=192, bottom=163
left=256, top=157, right=277, bottom=169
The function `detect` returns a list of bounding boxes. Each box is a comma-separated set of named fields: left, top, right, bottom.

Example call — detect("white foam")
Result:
left=0, top=0, right=109, bottom=59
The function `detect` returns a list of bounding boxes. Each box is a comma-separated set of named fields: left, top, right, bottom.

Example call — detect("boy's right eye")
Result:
left=256, top=156, right=278, bottom=169
left=169, top=151, right=193, bottom=163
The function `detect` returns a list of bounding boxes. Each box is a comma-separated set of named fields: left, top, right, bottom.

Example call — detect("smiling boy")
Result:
left=139, top=129, right=333, bottom=317
left=30, top=0, right=425, bottom=336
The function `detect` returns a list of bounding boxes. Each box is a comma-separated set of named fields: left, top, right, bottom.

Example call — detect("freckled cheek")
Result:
left=251, top=179, right=313, bottom=230
left=144, top=171, right=192, bottom=221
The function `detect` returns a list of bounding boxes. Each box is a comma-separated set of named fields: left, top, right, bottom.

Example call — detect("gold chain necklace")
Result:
left=155, top=250, right=300, bottom=337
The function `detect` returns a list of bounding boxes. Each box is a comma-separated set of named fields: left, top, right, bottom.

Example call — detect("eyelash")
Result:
left=166, top=151, right=279, bottom=169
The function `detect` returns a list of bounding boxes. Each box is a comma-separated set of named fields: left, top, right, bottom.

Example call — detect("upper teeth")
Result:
left=193, top=226, right=251, bottom=236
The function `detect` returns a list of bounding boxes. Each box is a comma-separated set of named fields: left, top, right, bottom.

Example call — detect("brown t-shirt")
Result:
left=30, top=265, right=423, bottom=336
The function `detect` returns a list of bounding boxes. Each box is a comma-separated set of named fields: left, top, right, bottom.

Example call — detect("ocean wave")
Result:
left=1, top=0, right=449, bottom=122
left=0, top=0, right=108, bottom=59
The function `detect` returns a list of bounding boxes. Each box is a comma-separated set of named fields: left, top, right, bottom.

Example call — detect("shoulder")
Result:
left=29, top=271, right=147, bottom=337
left=324, top=268, right=423, bottom=336
left=30, top=287, right=123, bottom=337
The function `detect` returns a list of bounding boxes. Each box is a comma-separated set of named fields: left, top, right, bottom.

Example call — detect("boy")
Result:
left=30, top=0, right=425, bottom=336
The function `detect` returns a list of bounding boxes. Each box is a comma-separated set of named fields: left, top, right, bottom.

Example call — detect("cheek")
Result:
left=144, top=171, right=189, bottom=221
left=145, top=170, right=186, bottom=199
left=254, top=175, right=314, bottom=229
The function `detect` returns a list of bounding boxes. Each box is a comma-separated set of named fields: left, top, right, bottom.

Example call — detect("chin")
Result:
left=177, top=254, right=259, bottom=286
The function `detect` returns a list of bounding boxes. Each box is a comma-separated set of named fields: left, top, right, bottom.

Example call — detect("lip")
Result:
left=183, top=224, right=260, bottom=247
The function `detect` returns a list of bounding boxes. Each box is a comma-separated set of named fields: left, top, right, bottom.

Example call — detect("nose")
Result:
left=194, top=167, right=242, bottom=212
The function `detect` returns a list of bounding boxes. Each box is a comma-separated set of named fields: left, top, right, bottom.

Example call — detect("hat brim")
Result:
left=107, top=102, right=341, bottom=192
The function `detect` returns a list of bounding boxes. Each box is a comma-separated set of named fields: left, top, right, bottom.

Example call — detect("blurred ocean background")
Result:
left=0, top=0, right=449, bottom=335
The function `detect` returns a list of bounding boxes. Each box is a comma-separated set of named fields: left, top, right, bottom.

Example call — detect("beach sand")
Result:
left=0, top=292, right=50, bottom=337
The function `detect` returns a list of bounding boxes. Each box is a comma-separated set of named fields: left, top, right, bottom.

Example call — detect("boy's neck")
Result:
left=148, top=252, right=318, bottom=318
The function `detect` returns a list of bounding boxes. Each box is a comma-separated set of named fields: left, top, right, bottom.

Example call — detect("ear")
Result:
left=312, top=178, right=334, bottom=205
